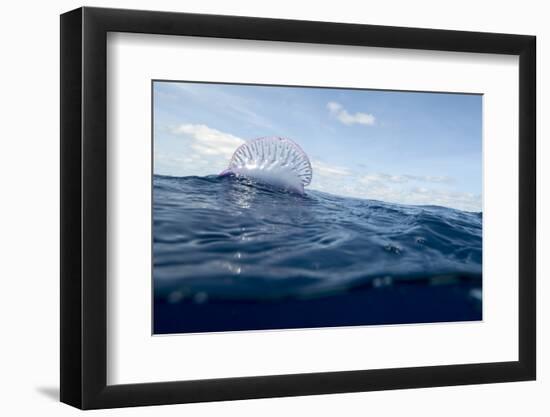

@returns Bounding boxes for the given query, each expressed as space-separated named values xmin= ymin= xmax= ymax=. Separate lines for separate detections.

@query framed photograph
xmin=60 ymin=6 xmax=536 ymax=409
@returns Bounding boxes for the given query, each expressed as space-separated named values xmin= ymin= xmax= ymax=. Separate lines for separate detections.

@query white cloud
xmin=361 ymin=173 xmax=409 ymax=184
xmin=353 ymin=172 xmax=477 ymax=210
xmin=360 ymin=173 xmax=454 ymax=185
xmin=340 ymin=180 xmax=480 ymax=212
xmin=308 ymin=164 xmax=479 ymax=212
xmin=171 ymin=124 xmax=245 ymax=159
xmin=409 ymin=175 xmax=454 ymax=184
xmin=327 ymin=101 xmax=375 ymax=126
xmin=312 ymin=160 xmax=351 ymax=177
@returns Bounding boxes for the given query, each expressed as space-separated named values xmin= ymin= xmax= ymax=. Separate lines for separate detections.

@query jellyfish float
xmin=220 ymin=137 xmax=312 ymax=194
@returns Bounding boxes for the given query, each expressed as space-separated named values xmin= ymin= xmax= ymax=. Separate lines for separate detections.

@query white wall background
xmin=0 ymin=0 xmax=545 ymax=415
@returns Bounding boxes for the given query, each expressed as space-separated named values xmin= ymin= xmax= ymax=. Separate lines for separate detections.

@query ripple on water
xmin=153 ymin=175 xmax=482 ymax=300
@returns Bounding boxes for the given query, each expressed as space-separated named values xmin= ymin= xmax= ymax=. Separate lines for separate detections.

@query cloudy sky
xmin=153 ymin=81 xmax=482 ymax=212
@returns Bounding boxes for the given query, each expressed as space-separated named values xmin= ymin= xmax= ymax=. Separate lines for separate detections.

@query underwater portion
xmin=153 ymin=174 xmax=482 ymax=334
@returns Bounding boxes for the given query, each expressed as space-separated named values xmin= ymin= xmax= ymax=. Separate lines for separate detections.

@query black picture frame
xmin=60 ymin=6 xmax=536 ymax=410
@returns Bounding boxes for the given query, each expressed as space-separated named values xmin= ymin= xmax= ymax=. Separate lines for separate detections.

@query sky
xmin=153 ymin=81 xmax=482 ymax=212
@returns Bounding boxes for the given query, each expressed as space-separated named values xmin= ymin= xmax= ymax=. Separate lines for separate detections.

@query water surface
xmin=153 ymin=175 xmax=482 ymax=334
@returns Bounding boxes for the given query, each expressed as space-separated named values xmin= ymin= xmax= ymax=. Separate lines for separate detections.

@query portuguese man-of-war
xmin=219 ymin=137 xmax=313 ymax=194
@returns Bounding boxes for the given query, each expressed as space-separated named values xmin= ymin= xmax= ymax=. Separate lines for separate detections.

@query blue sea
xmin=153 ymin=175 xmax=482 ymax=334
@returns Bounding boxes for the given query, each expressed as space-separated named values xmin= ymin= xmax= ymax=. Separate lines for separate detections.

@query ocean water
xmin=153 ymin=175 xmax=482 ymax=334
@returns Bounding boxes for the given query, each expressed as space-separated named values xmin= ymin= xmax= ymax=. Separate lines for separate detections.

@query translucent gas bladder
xmin=220 ymin=137 xmax=313 ymax=194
